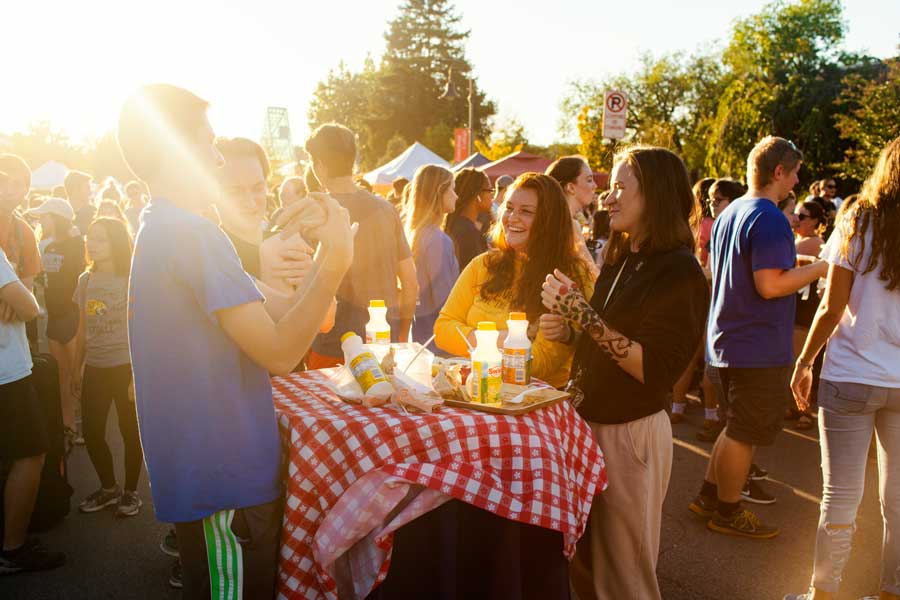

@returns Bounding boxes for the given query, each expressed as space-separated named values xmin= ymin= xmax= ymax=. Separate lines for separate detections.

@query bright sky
xmin=3 ymin=0 xmax=898 ymax=148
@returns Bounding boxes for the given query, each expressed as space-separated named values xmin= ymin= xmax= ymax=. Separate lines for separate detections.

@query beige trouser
xmin=570 ymin=410 xmax=673 ymax=600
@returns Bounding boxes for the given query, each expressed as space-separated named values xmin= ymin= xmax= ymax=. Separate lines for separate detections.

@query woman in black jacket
xmin=540 ymin=146 xmax=709 ymax=600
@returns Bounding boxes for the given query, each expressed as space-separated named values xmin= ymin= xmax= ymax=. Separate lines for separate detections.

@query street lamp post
xmin=440 ymin=67 xmax=474 ymax=158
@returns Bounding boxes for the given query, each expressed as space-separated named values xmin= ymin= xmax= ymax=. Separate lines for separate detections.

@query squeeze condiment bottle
xmin=365 ymin=300 xmax=391 ymax=345
xmin=470 ymin=321 xmax=502 ymax=404
xmin=502 ymin=312 xmax=532 ymax=385
xmin=340 ymin=332 xmax=394 ymax=401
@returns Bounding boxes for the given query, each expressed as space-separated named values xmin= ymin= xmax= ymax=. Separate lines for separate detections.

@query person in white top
xmin=787 ymin=136 xmax=900 ymax=600
xmin=0 ymin=236 xmax=66 ymax=572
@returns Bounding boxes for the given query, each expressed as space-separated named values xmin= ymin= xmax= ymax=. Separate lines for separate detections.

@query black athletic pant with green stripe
xmin=175 ymin=496 xmax=283 ymax=600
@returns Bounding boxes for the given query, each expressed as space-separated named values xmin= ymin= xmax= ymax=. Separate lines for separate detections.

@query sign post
xmin=454 ymin=128 xmax=471 ymax=163
xmin=601 ymin=91 xmax=628 ymax=140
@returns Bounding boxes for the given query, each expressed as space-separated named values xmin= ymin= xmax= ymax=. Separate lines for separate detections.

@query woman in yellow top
xmin=435 ymin=172 xmax=594 ymax=388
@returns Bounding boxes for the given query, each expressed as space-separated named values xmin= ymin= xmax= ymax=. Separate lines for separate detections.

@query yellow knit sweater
xmin=434 ymin=252 xmax=594 ymax=388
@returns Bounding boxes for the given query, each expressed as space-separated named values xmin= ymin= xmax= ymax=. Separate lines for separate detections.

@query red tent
xmin=481 ymin=151 xmax=609 ymax=189
xmin=481 ymin=151 xmax=552 ymax=183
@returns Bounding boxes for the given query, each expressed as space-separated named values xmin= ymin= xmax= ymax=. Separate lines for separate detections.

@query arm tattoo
xmin=553 ymin=288 xmax=636 ymax=363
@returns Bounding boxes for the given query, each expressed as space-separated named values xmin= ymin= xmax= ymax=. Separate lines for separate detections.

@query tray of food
xmin=432 ymin=358 xmax=569 ymax=415
xmin=442 ymin=384 xmax=570 ymax=416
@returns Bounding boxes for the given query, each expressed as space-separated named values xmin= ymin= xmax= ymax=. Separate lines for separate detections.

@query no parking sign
xmin=602 ymin=90 xmax=628 ymax=139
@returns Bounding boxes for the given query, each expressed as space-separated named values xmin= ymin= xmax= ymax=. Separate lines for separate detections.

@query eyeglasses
xmin=797 ymin=213 xmax=814 ymax=221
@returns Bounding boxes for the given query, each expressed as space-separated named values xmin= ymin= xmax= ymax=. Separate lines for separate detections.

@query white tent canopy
xmin=30 ymin=161 xmax=69 ymax=190
xmin=363 ymin=142 xmax=449 ymax=185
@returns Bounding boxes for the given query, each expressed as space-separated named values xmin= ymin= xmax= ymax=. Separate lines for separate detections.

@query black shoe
xmin=168 ymin=560 xmax=183 ymax=589
xmin=688 ymin=494 xmax=717 ymax=519
xmin=0 ymin=539 xmax=66 ymax=575
xmin=160 ymin=528 xmax=179 ymax=558
xmin=116 ymin=490 xmax=142 ymax=518
xmin=79 ymin=486 xmax=122 ymax=513
xmin=741 ymin=479 xmax=776 ymax=504
xmin=748 ymin=463 xmax=769 ymax=481
xmin=708 ymin=507 xmax=779 ymax=539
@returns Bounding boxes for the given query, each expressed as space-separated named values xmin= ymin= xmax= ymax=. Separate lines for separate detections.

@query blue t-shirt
xmin=129 ymin=199 xmax=280 ymax=523
xmin=706 ymin=197 xmax=797 ymax=368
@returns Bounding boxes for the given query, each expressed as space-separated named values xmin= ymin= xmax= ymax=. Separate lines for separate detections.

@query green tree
xmin=308 ymin=0 xmax=495 ymax=168
xmin=834 ymin=54 xmax=900 ymax=180
xmin=475 ymin=118 xmax=528 ymax=161
xmin=560 ymin=50 xmax=722 ymax=174
xmin=8 ymin=121 xmax=87 ymax=173
xmin=377 ymin=132 xmax=410 ymax=166
xmin=422 ymin=122 xmax=455 ymax=160
xmin=307 ymin=58 xmax=378 ymax=166
xmin=87 ymin=131 xmax=134 ymax=182
xmin=705 ymin=0 xmax=873 ymax=179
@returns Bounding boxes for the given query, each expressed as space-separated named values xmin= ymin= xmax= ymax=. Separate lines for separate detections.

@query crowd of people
xmin=0 ymin=82 xmax=897 ymax=600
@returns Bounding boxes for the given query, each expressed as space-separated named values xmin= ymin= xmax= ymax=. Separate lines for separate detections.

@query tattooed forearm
xmin=585 ymin=319 xmax=635 ymax=362
xmin=553 ymin=288 xmax=637 ymax=365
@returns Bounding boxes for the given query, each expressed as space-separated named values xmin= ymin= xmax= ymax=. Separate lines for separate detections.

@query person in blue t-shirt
xmin=689 ymin=137 xmax=828 ymax=541
xmin=116 ymin=84 xmax=353 ymax=600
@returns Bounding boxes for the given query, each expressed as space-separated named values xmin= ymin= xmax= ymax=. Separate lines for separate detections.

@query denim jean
xmin=812 ymin=379 xmax=900 ymax=595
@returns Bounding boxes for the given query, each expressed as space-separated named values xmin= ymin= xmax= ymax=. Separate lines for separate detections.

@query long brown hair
xmin=545 ymin=156 xmax=588 ymax=190
xmin=604 ymin=146 xmax=697 ymax=265
xmin=404 ymin=165 xmax=454 ymax=253
xmin=481 ymin=173 xmax=589 ymax=321
xmin=87 ymin=217 xmax=134 ymax=277
xmin=841 ymin=135 xmax=900 ymax=291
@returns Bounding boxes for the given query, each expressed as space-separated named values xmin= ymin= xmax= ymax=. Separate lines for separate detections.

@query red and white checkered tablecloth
xmin=272 ymin=368 xmax=607 ymax=600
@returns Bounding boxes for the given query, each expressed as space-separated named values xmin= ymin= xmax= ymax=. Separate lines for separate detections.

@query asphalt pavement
xmin=0 ymin=402 xmax=883 ymax=600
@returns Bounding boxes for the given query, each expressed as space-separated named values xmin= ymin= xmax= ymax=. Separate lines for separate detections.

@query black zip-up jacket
xmin=572 ymin=245 xmax=709 ymax=425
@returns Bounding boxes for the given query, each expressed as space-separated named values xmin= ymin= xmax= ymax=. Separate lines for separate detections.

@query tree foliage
xmin=706 ymin=0 xmax=864 ymax=178
xmin=559 ymin=0 xmax=891 ymax=185
xmin=308 ymin=0 xmax=495 ymax=169
xmin=475 ymin=118 xmax=528 ymax=161
xmin=560 ymin=50 xmax=723 ymax=175
xmin=834 ymin=55 xmax=900 ymax=180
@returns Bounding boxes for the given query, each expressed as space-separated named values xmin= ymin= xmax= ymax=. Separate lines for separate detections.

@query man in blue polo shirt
xmin=689 ymin=137 xmax=827 ymax=540
xmin=117 ymin=84 xmax=353 ymax=599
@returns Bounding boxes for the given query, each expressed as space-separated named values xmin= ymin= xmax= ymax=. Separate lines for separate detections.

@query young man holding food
xmin=117 ymin=84 xmax=353 ymax=599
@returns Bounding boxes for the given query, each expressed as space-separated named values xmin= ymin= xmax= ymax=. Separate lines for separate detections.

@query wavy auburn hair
xmin=481 ymin=172 xmax=589 ymax=321
xmin=604 ymin=146 xmax=697 ymax=265
xmin=404 ymin=164 xmax=454 ymax=253
xmin=841 ymin=135 xmax=900 ymax=291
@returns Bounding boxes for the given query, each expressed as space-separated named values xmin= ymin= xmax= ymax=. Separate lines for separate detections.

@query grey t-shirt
xmin=75 ymin=271 xmax=131 ymax=367
xmin=311 ymin=189 xmax=412 ymax=357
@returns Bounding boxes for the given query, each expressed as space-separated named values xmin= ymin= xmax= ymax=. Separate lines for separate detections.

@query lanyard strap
xmin=602 ymin=257 xmax=628 ymax=312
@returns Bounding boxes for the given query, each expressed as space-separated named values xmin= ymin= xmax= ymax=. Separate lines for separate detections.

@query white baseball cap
xmin=26 ymin=197 xmax=75 ymax=221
